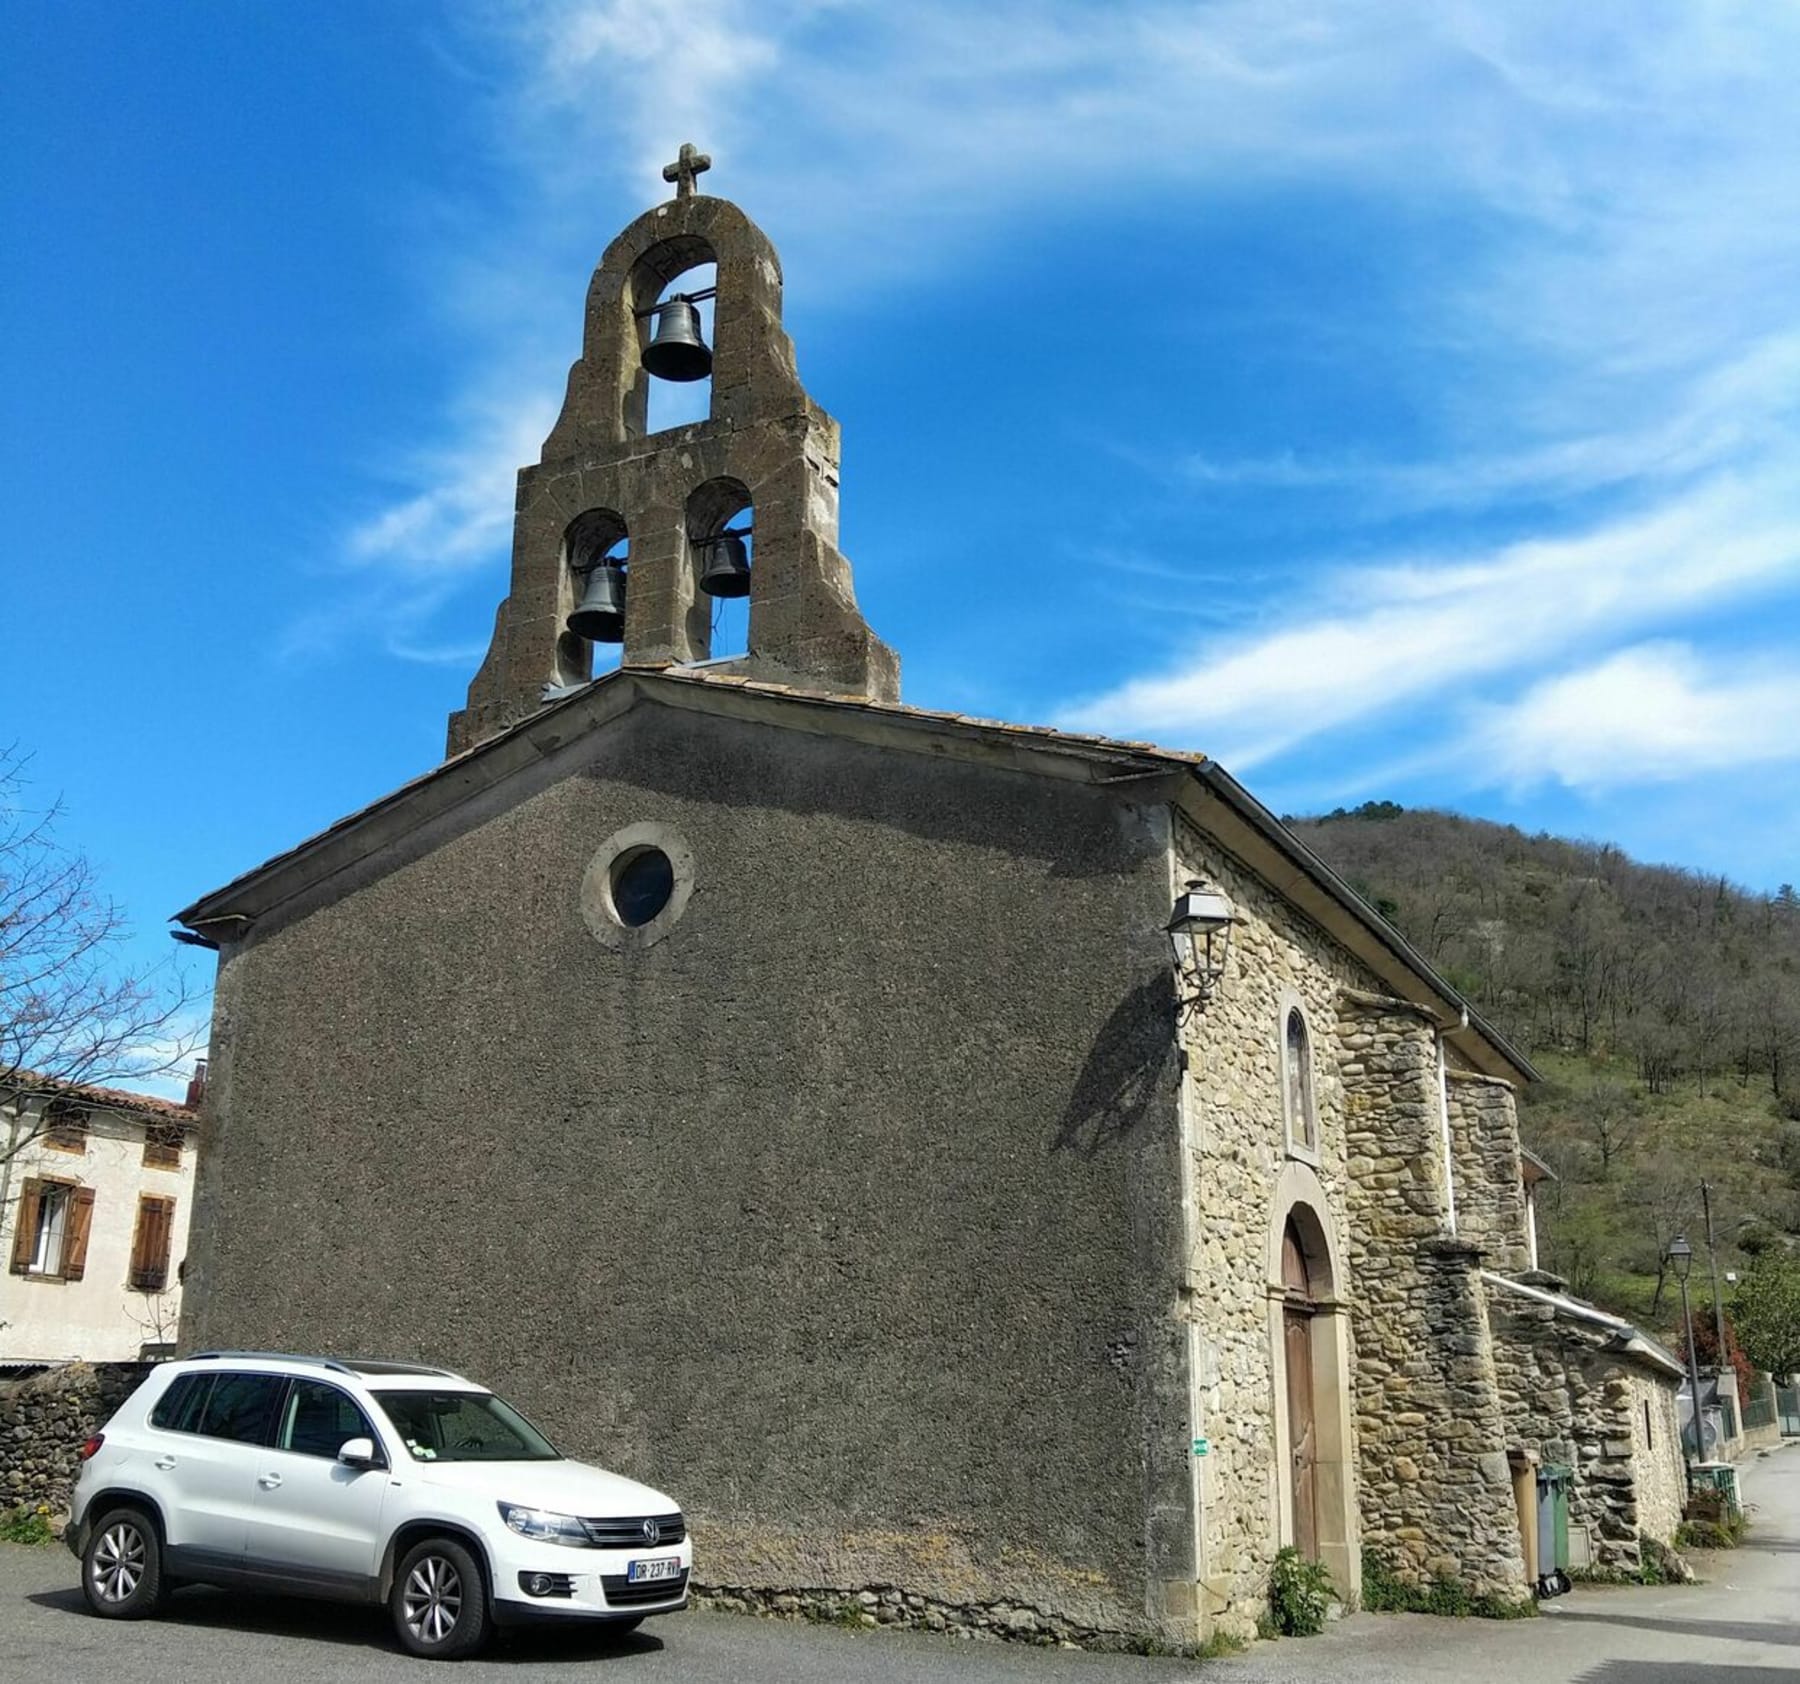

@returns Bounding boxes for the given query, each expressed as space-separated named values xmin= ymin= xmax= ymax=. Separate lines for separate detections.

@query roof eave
xmin=1187 ymin=763 xmax=1538 ymax=1085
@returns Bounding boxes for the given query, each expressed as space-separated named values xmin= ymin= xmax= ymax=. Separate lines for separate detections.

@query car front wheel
xmin=392 ymin=1536 xmax=489 ymax=1660
xmin=81 ymin=1507 xmax=166 ymax=1619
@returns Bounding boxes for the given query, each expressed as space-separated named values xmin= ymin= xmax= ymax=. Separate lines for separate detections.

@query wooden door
xmin=1282 ymin=1219 xmax=1319 ymax=1560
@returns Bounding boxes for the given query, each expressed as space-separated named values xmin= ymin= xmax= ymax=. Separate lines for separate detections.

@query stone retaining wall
xmin=0 ymin=1361 xmax=151 ymax=1515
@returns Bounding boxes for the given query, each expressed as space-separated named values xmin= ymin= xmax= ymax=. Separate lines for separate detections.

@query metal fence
xmin=1742 ymin=1388 xmax=1777 ymax=1431
xmin=1776 ymin=1382 xmax=1800 ymax=1437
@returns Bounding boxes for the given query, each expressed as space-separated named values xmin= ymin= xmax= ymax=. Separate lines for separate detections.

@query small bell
xmin=568 ymin=561 xmax=626 ymax=643
xmin=697 ymin=533 xmax=751 ymax=598
xmin=642 ymin=298 xmax=712 ymax=382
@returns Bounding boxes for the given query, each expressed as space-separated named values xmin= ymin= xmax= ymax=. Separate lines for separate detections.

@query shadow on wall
xmin=1055 ymin=977 xmax=1175 ymax=1159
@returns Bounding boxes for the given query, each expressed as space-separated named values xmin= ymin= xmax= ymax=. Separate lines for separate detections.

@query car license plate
xmin=628 ymin=1556 xmax=681 ymax=1583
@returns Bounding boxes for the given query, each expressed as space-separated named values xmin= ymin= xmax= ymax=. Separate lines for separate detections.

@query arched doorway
xmin=1281 ymin=1216 xmax=1321 ymax=1559
xmin=1267 ymin=1177 xmax=1358 ymax=1601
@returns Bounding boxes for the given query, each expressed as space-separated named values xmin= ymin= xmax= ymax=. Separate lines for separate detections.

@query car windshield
xmin=370 ymin=1389 xmax=562 ymax=1463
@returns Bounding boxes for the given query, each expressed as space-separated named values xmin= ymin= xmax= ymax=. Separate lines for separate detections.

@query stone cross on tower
xmin=662 ymin=142 xmax=711 ymax=200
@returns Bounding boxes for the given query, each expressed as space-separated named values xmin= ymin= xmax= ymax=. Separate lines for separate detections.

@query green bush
xmin=1676 ymin=1516 xmax=1744 ymax=1550
xmin=1266 ymin=1546 xmax=1334 ymax=1637
xmin=1360 ymin=1547 xmax=1535 ymax=1620
xmin=0 ymin=1504 xmax=56 ymax=1546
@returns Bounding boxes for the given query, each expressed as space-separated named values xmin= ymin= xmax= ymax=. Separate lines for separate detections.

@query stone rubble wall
xmin=1488 ymin=1293 xmax=1684 ymax=1570
xmin=1337 ymin=998 xmax=1529 ymax=1603
xmin=0 ymin=1361 xmax=151 ymax=1516
xmin=1174 ymin=819 xmax=1376 ymax=1639
xmin=694 ymin=1583 xmax=1127 ymax=1649
xmin=1445 ymin=1071 xmax=1531 ymax=1275
xmin=1625 ymin=1369 xmax=1685 ymax=1546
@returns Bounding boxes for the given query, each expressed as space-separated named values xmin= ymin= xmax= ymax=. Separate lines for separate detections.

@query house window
xmin=143 ymin=1122 xmax=184 ymax=1170
xmin=1284 ymin=1006 xmax=1318 ymax=1155
xmin=128 ymin=1195 xmax=178 ymax=1292
xmin=8 ymin=1177 xmax=95 ymax=1280
xmin=43 ymin=1102 xmax=88 ymax=1153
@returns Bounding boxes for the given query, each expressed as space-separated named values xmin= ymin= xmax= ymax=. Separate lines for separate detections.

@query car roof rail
xmin=187 ymin=1350 xmax=357 ymax=1376
xmin=333 ymin=1357 xmax=468 ymax=1380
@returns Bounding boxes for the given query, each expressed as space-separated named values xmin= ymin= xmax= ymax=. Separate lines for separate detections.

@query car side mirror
xmin=337 ymin=1436 xmax=383 ymax=1470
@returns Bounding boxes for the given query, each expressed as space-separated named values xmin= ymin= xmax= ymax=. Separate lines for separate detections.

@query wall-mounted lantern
xmin=1167 ymin=879 xmax=1235 ymax=1020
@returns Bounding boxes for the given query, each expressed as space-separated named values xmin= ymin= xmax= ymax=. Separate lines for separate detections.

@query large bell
xmin=641 ymin=298 xmax=712 ymax=382
xmin=698 ymin=533 xmax=751 ymax=598
xmin=567 ymin=561 xmax=626 ymax=643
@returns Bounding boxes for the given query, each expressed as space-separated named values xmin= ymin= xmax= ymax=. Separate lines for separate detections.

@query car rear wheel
xmin=81 ymin=1507 xmax=166 ymax=1619
xmin=392 ymin=1536 xmax=489 ymax=1660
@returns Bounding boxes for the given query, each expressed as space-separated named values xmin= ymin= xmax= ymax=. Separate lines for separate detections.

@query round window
xmin=610 ymin=847 xmax=675 ymax=927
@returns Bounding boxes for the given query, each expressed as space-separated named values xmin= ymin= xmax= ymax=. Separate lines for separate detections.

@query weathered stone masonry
xmin=1446 ymin=1069 xmax=1530 ymax=1275
xmin=0 ymin=1362 xmax=149 ymax=1514
xmin=1337 ymin=996 xmax=1528 ymax=1601
xmin=1488 ymin=1288 xmax=1685 ymax=1573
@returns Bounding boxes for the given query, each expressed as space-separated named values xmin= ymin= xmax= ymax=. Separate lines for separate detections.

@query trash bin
xmin=1690 ymin=1462 xmax=1741 ymax=1515
xmin=1535 ymin=1465 xmax=1572 ymax=1596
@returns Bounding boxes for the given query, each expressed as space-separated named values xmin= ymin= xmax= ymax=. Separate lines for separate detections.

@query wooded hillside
xmin=1292 ymin=802 xmax=1800 ymax=1328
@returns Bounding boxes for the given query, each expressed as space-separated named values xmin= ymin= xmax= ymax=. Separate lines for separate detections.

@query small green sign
xmin=1191 ymin=1436 xmax=1210 ymax=1457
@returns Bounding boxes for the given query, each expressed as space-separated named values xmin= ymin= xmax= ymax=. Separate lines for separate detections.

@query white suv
xmin=67 ymin=1352 xmax=692 ymax=1660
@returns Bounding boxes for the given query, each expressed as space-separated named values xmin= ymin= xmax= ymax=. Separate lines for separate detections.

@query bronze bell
xmin=642 ymin=298 xmax=712 ymax=382
xmin=567 ymin=561 xmax=626 ymax=643
xmin=697 ymin=533 xmax=751 ymax=598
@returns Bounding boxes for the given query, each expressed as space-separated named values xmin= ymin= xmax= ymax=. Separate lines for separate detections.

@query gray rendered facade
xmin=182 ymin=682 xmax=1197 ymax=1636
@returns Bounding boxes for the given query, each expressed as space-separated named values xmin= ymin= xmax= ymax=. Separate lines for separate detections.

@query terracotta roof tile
xmin=6 ymin=1072 xmax=197 ymax=1122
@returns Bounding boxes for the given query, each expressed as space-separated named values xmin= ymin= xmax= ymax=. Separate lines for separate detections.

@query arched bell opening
xmin=684 ymin=477 xmax=753 ymax=661
xmin=561 ymin=508 xmax=629 ymax=681
xmin=1266 ymin=1178 xmax=1358 ymax=1605
xmin=627 ymin=236 xmax=717 ymax=438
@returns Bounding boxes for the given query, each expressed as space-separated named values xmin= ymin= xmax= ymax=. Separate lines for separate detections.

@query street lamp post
xmin=1668 ymin=1234 xmax=1703 ymax=1492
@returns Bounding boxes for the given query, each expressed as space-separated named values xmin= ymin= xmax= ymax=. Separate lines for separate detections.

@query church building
xmin=175 ymin=152 xmax=1683 ymax=1645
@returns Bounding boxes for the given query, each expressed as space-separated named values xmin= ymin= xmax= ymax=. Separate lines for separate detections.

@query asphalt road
xmin=11 ymin=1446 xmax=1799 ymax=1683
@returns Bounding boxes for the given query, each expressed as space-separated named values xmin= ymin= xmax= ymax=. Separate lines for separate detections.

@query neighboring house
xmin=168 ymin=168 xmax=1676 ymax=1648
xmin=1487 ymin=1271 xmax=1687 ymax=1580
xmin=0 ymin=1071 xmax=202 ymax=1362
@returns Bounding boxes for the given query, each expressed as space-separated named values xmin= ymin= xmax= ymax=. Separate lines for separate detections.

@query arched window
xmin=685 ymin=477 xmax=752 ymax=661
xmin=561 ymin=509 xmax=629 ymax=683
xmin=1284 ymin=1006 xmax=1318 ymax=1156
xmin=643 ymin=262 xmax=716 ymax=436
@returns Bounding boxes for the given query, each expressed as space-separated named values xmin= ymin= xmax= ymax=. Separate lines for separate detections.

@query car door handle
xmin=153 ymin=1457 xmax=177 ymax=1471
xmin=258 ymin=1474 xmax=283 ymax=1490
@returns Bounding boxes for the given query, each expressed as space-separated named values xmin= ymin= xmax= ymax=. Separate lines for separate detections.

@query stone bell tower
xmin=446 ymin=145 xmax=900 ymax=758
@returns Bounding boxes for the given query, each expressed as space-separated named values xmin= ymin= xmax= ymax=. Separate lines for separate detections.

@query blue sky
xmin=6 ymin=2 xmax=1800 ymax=1090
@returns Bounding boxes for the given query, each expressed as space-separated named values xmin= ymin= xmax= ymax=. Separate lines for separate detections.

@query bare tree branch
xmin=0 ymin=745 xmax=205 ymax=1172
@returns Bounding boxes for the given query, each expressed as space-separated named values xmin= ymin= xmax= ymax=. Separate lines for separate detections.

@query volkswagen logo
xmin=642 ymin=1518 xmax=660 ymax=1545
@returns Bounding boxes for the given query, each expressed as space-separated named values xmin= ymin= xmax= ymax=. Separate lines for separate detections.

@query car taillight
xmin=78 ymin=1434 xmax=104 ymax=1461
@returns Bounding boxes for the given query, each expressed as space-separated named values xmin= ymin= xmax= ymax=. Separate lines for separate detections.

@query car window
xmin=278 ymin=1380 xmax=377 ymax=1460
xmin=370 ymin=1390 xmax=561 ymax=1463
xmin=150 ymin=1373 xmax=213 ymax=1434
xmin=196 ymin=1372 xmax=284 ymax=1445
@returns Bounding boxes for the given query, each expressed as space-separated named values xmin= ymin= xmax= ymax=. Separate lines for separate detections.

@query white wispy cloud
xmin=1461 ymin=642 xmax=1800 ymax=793
xmin=1061 ymin=459 xmax=1800 ymax=766
xmin=327 ymin=0 xmax=1800 ymax=799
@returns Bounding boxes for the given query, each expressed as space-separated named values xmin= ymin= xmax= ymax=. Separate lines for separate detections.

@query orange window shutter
xmin=128 ymin=1197 xmax=151 ymax=1285
xmin=63 ymin=1187 xmax=96 ymax=1281
xmin=149 ymin=1197 xmax=175 ymax=1287
xmin=10 ymin=1180 xmax=43 ymax=1274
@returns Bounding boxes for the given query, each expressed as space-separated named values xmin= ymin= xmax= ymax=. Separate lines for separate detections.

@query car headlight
xmin=497 ymin=1502 xmax=591 ymax=1547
